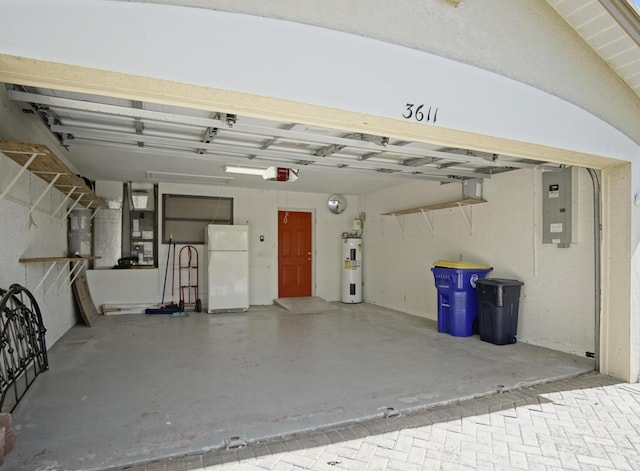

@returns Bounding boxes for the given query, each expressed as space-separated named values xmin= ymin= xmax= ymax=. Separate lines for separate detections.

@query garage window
xmin=162 ymin=194 xmax=233 ymax=244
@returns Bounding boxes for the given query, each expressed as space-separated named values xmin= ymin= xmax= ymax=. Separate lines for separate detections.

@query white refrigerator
xmin=206 ymin=224 xmax=249 ymax=312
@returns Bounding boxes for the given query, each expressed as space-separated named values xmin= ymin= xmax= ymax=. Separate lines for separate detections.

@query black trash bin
xmin=476 ymin=278 xmax=524 ymax=345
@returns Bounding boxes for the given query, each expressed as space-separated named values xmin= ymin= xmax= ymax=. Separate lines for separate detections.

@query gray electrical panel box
xmin=463 ymin=178 xmax=483 ymax=200
xmin=542 ymin=168 xmax=575 ymax=246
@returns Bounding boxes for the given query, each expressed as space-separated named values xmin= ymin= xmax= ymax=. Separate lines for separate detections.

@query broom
xmin=145 ymin=234 xmax=180 ymax=314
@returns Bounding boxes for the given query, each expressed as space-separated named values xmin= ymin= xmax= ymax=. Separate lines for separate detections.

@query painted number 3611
xmin=402 ymin=104 xmax=438 ymax=123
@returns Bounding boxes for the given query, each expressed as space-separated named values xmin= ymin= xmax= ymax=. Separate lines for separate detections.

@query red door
xmin=278 ymin=211 xmax=312 ymax=297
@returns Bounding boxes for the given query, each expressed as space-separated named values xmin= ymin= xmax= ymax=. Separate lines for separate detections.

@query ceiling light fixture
xmin=146 ymin=171 xmax=233 ymax=185
xmin=130 ymin=189 xmax=149 ymax=210
xmin=224 ymin=165 xmax=267 ymax=176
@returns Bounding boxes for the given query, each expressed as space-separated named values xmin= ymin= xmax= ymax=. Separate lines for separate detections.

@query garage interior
xmin=1 ymin=1 xmax=639 ymax=470
xmin=0 ymin=81 xmax=601 ymax=470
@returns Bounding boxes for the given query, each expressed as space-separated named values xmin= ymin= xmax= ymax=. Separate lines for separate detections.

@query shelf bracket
xmin=20 ymin=257 xmax=99 ymax=297
xmin=33 ymin=261 xmax=58 ymax=294
xmin=44 ymin=262 xmax=70 ymax=296
xmin=90 ymin=207 xmax=100 ymax=220
xmin=65 ymin=259 xmax=87 ymax=289
xmin=64 ymin=193 xmax=85 ymax=218
xmin=420 ymin=209 xmax=435 ymax=235
xmin=29 ymin=173 xmax=61 ymax=214
xmin=457 ymin=203 xmax=473 ymax=235
xmin=391 ymin=214 xmax=405 ymax=236
xmin=53 ymin=186 xmax=77 ymax=218
xmin=0 ymin=152 xmax=40 ymax=203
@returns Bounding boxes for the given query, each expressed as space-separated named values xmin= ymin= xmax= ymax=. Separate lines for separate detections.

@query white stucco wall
xmin=0 ymin=157 xmax=78 ymax=347
xmin=88 ymin=182 xmax=360 ymax=307
xmin=0 ymin=88 xmax=83 ymax=347
xmin=361 ymin=168 xmax=596 ymax=357
xmin=135 ymin=0 xmax=640 ymax=147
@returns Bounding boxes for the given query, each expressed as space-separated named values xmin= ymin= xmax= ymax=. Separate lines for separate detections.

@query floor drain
xmin=225 ymin=435 xmax=247 ymax=450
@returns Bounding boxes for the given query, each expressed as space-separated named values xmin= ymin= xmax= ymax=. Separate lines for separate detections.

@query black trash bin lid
xmin=475 ymin=278 xmax=524 ymax=286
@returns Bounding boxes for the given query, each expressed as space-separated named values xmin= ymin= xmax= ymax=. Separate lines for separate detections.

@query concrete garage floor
xmin=5 ymin=303 xmax=593 ymax=470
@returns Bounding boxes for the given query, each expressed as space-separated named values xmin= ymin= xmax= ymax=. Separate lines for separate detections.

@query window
xmin=162 ymin=194 xmax=233 ymax=244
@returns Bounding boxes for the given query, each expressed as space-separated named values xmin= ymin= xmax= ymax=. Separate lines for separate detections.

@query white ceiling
xmin=6 ymin=84 xmax=554 ymax=195
xmin=546 ymin=0 xmax=640 ymax=98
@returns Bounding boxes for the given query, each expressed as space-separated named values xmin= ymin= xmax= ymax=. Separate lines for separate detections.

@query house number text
xmin=402 ymin=104 xmax=438 ymax=123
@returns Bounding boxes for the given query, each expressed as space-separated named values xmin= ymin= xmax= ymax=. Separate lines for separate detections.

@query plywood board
xmin=71 ymin=268 xmax=100 ymax=327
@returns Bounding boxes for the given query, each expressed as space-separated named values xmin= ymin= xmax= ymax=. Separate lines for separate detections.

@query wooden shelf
xmin=381 ymin=198 xmax=487 ymax=216
xmin=0 ymin=141 xmax=107 ymax=209
xmin=19 ymin=256 xmax=100 ymax=264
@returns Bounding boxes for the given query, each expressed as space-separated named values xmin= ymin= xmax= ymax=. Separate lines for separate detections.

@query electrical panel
xmin=542 ymin=168 xmax=576 ymax=247
xmin=463 ymin=178 xmax=483 ymax=200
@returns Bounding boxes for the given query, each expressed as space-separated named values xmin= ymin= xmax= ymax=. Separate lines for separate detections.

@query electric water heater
xmin=342 ymin=237 xmax=362 ymax=303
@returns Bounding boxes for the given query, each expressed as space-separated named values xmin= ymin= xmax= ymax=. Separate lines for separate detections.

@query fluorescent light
xmin=131 ymin=190 xmax=149 ymax=209
xmin=224 ymin=165 xmax=267 ymax=176
xmin=146 ymin=171 xmax=233 ymax=185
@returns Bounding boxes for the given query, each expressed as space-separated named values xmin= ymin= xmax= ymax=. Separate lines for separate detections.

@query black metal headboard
xmin=0 ymin=284 xmax=48 ymax=412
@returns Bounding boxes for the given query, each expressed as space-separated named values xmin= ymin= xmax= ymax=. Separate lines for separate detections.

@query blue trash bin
xmin=431 ymin=261 xmax=493 ymax=337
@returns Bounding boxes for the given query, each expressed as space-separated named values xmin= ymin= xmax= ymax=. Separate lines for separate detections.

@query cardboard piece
xmin=72 ymin=267 xmax=99 ymax=326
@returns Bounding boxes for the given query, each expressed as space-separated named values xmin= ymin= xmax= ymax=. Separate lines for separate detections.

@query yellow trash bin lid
xmin=432 ymin=259 xmax=491 ymax=270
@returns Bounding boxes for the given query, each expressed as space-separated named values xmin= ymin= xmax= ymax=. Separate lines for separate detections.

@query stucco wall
xmin=0 ymin=157 xmax=78 ymax=348
xmin=88 ymin=182 xmax=360 ymax=307
xmin=0 ymin=88 xmax=83 ymax=347
xmin=360 ymin=168 xmax=596 ymax=357
xmin=134 ymin=0 xmax=640 ymax=147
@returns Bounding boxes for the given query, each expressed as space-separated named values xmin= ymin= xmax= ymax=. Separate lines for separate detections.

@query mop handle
xmin=161 ymin=234 xmax=173 ymax=304
xmin=171 ymin=240 xmax=176 ymax=297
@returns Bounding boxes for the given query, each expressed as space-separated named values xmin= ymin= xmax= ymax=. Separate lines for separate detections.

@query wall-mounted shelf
xmin=0 ymin=141 xmax=107 ymax=217
xmin=381 ymin=198 xmax=487 ymax=216
xmin=19 ymin=256 xmax=100 ymax=296
xmin=382 ymin=198 xmax=487 ymax=235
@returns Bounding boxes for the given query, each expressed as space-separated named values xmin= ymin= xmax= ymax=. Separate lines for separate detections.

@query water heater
xmin=342 ymin=237 xmax=362 ymax=303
